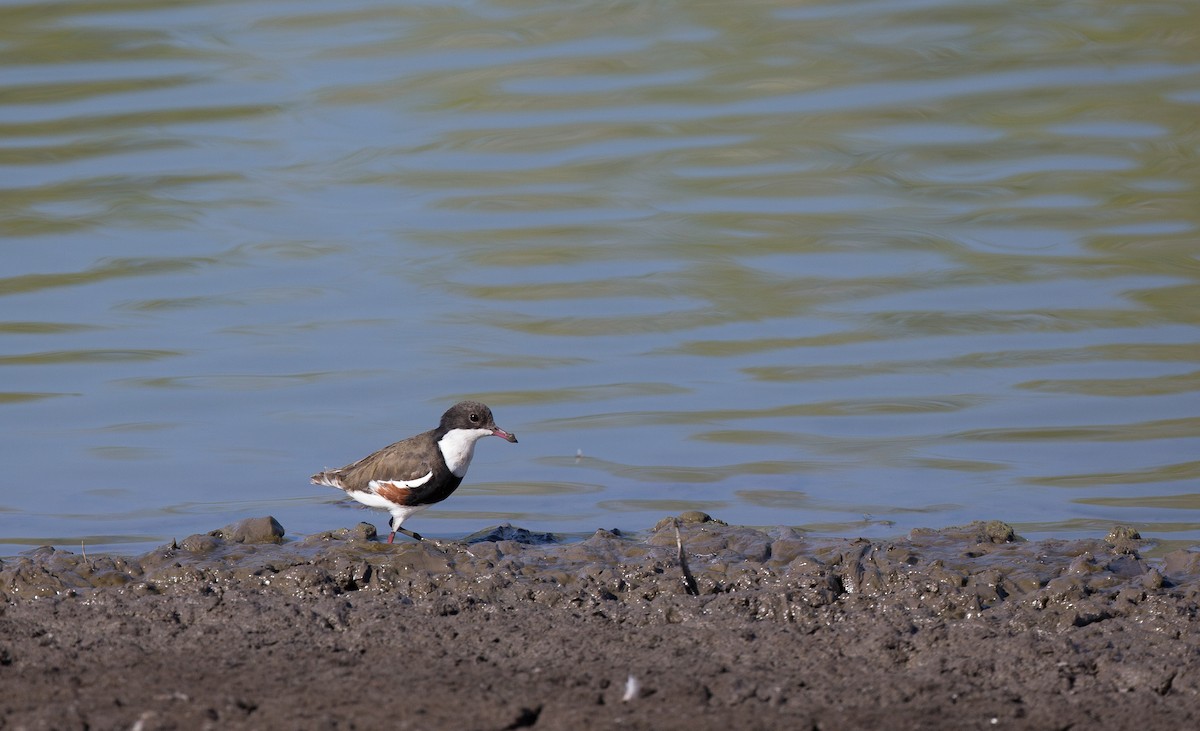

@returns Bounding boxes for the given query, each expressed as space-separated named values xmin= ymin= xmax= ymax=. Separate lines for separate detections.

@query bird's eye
xmin=470 ymin=413 xmax=480 ymax=422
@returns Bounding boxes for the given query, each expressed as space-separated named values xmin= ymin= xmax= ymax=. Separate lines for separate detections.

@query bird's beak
xmin=492 ymin=428 xmax=518 ymax=443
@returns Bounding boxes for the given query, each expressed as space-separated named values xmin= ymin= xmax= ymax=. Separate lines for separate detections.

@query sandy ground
xmin=2 ymin=514 xmax=1199 ymax=730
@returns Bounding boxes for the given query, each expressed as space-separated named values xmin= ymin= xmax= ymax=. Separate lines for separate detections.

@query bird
xmin=311 ymin=401 xmax=518 ymax=543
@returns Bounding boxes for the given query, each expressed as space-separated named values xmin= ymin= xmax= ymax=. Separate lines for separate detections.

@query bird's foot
xmin=385 ymin=527 xmax=424 ymax=543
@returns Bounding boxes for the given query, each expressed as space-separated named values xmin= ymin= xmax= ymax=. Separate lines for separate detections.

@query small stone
xmin=212 ymin=516 xmax=285 ymax=544
xmin=1141 ymin=568 xmax=1165 ymax=590
xmin=652 ymin=512 xmax=728 ymax=533
xmin=463 ymin=524 xmax=559 ymax=545
xmin=1106 ymin=525 xmax=1141 ymax=542
xmin=1105 ymin=525 xmax=1142 ymax=555
xmin=179 ymin=534 xmax=221 ymax=553
xmin=982 ymin=521 xmax=1015 ymax=544
xmin=351 ymin=522 xmax=377 ymax=541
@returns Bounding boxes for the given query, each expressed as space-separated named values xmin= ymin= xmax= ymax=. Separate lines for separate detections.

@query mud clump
xmin=2 ymin=516 xmax=1199 ymax=730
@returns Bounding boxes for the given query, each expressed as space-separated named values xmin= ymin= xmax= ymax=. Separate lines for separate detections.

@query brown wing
xmin=312 ymin=428 xmax=465 ymax=507
xmin=337 ymin=430 xmax=438 ymax=489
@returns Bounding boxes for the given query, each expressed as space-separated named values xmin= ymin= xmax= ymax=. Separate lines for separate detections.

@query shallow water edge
xmin=6 ymin=513 xmax=1199 ymax=614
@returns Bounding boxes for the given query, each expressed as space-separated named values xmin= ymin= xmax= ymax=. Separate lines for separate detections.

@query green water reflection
xmin=1 ymin=0 xmax=1198 ymax=552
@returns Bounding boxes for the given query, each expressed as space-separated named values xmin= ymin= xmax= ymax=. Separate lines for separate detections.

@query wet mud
xmin=2 ymin=514 xmax=1199 ymax=729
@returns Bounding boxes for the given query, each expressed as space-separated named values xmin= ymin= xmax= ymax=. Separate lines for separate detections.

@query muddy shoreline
xmin=3 ymin=514 xmax=1199 ymax=730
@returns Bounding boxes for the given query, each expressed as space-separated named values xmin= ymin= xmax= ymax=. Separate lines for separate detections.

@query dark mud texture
xmin=3 ymin=514 xmax=1200 ymax=730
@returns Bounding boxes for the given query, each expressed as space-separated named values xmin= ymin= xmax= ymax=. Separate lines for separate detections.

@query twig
xmin=674 ymin=519 xmax=699 ymax=596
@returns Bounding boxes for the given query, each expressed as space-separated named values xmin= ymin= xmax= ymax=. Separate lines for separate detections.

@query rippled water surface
xmin=2 ymin=0 xmax=1199 ymax=554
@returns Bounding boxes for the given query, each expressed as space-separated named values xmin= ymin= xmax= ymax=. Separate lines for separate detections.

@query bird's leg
xmin=387 ymin=517 xmax=422 ymax=543
xmin=396 ymin=527 xmax=424 ymax=542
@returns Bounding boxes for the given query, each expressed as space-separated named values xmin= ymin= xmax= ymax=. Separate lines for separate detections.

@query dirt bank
xmin=2 ymin=514 xmax=1199 ymax=730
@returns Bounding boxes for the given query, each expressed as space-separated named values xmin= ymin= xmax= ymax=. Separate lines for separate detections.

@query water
xmin=2 ymin=0 xmax=1198 ymax=555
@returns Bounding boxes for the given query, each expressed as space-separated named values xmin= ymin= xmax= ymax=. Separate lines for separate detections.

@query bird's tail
xmin=310 ymin=470 xmax=345 ymax=489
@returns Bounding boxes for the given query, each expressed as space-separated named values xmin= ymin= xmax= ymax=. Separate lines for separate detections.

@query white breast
xmin=437 ymin=427 xmax=495 ymax=477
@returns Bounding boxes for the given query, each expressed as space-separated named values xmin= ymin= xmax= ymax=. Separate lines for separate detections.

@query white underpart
xmin=348 ymin=475 xmax=435 ymax=528
xmin=385 ymin=503 xmax=428 ymax=529
xmin=438 ymin=427 xmax=495 ymax=477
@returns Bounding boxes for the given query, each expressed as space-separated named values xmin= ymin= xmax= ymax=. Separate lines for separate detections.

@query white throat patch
xmin=438 ymin=427 xmax=495 ymax=477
